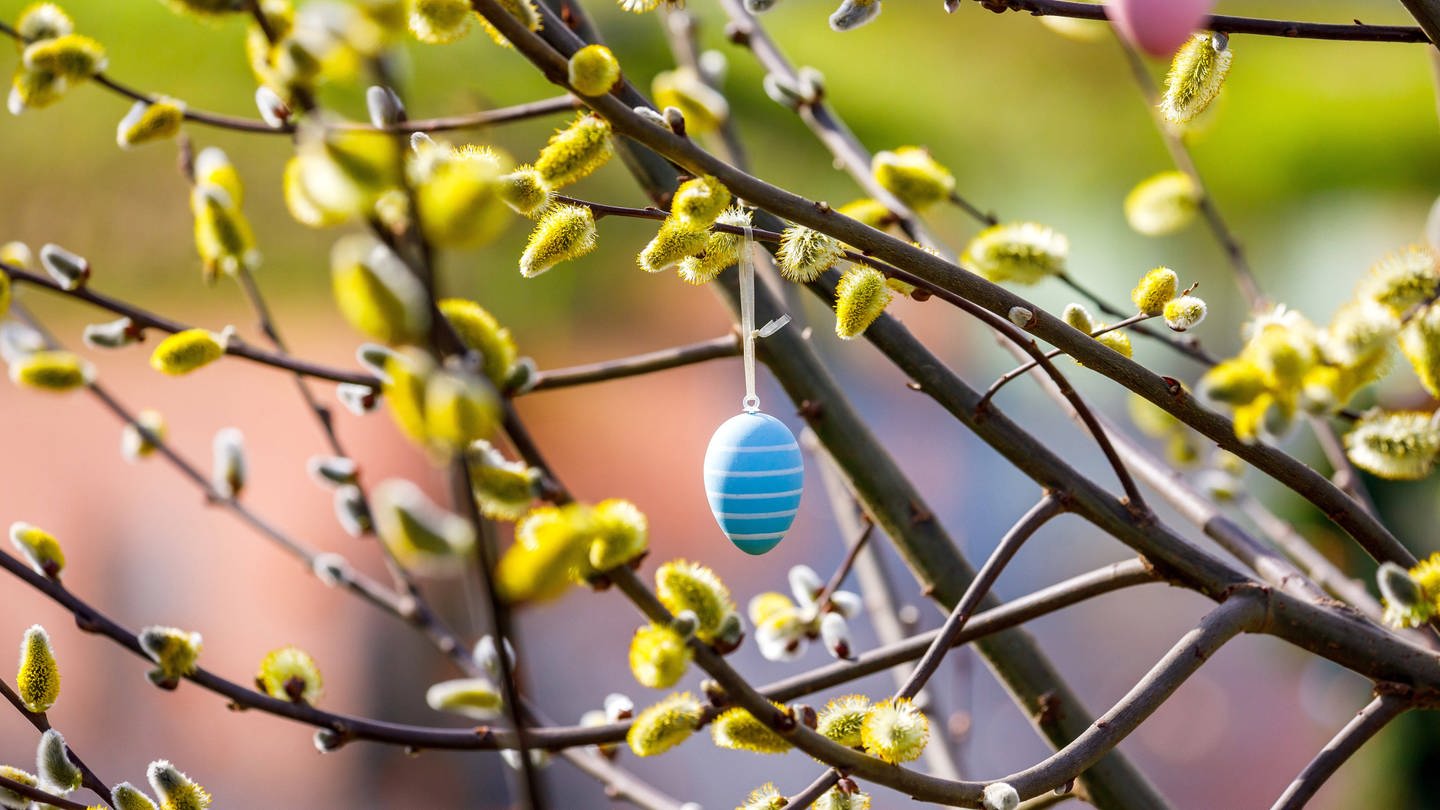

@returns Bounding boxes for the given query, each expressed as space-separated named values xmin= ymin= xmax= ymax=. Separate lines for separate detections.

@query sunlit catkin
xmin=777 ymin=226 xmax=844 ymax=283
xmin=638 ymin=217 xmax=709 ymax=273
xmin=408 ymin=0 xmax=474 ymax=44
xmin=36 ymin=729 xmax=81 ymax=793
xmin=16 ymin=625 xmax=59 ymax=713
xmin=710 ymin=704 xmax=792 ymax=754
xmin=112 ymin=782 xmax=159 ymax=810
xmin=961 ymin=222 xmax=1067 ymax=285
xmin=146 ymin=761 xmax=212 ymax=810
xmin=10 ymin=350 xmax=94 ymax=392
xmin=149 ymin=329 xmax=228 ymax=376
xmin=1343 ymin=410 xmax=1440 ymax=481
xmin=330 ymin=234 xmax=430 ymax=344
xmin=626 ymin=692 xmax=702 ymax=757
xmin=871 ymin=146 xmax=954 ymax=210
xmin=834 ymin=265 xmax=891 ymax=340
xmin=117 ymin=98 xmax=185 ymax=149
xmin=1124 ymin=171 xmax=1199 ymax=236
xmin=534 ymin=116 xmax=614 ymax=189
xmin=628 ymin=623 xmax=692 ymax=689
xmin=860 ymin=698 xmax=929 ymax=764
xmin=9 ymin=522 xmax=64 ymax=579
xmin=439 ymin=298 xmax=520 ymax=388
xmin=1160 ymin=33 xmax=1231 ymax=125
xmin=568 ymin=44 xmax=621 ymax=96
xmin=256 ymin=646 xmax=323 ymax=704
xmin=521 ymin=204 xmax=598 ymax=277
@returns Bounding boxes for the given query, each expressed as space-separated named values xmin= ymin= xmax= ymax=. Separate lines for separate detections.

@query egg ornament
xmin=703 ymin=411 xmax=803 ymax=555
xmin=1106 ymin=0 xmax=1214 ymax=57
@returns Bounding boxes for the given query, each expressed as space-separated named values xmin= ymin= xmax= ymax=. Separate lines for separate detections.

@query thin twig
xmin=0 ymin=774 xmax=90 ymax=810
xmin=977 ymin=313 xmax=1154 ymax=412
xmin=1269 ymin=692 xmax=1411 ymax=810
xmin=1115 ymin=37 xmax=1381 ymax=523
xmin=233 ymin=266 xmax=347 ymax=457
xmin=0 ymin=680 xmax=114 ymax=808
xmin=454 ymin=464 xmax=547 ymax=810
xmin=812 ymin=519 xmax=874 ymax=615
xmin=899 ymin=495 xmax=1067 ymax=699
xmin=0 ymin=546 xmax=608 ymax=752
xmin=0 ymin=19 xmax=577 ymax=135
xmin=1057 ymin=272 xmax=1218 ymax=365
xmin=528 ymin=334 xmax=739 ymax=392
xmin=1114 ymin=38 xmax=1265 ymax=312
xmin=4 ymin=263 xmax=375 ymax=386
xmin=965 ymin=1 xmax=1429 ymax=44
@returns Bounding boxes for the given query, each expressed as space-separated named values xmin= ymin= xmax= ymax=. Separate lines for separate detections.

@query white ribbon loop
xmin=738 ymin=225 xmax=789 ymax=412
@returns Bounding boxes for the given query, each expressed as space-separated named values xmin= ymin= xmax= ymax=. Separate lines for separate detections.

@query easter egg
xmin=1106 ymin=0 xmax=1214 ymax=57
xmin=703 ymin=411 xmax=803 ymax=555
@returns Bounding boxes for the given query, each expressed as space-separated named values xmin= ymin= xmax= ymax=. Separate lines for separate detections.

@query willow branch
xmin=812 ymin=519 xmax=874 ymax=615
xmin=899 ymin=494 xmax=1067 ymax=699
xmin=528 ymin=334 xmax=739 ymax=391
xmin=0 ymin=20 xmax=576 ymax=134
xmin=4 ymin=263 xmax=375 ymax=386
xmin=233 ymin=266 xmax=347 ymax=457
xmin=0 ymin=680 xmax=114 ymax=808
xmin=977 ymin=312 xmax=1154 ymax=411
xmin=1115 ymin=37 xmax=1380 ymax=520
xmin=0 ymin=546 xmax=624 ymax=752
xmin=0 ymin=774 xmax=89 ymax=810
xmin=1270 ymin=692 xmax=1412 ymax=810
xmin=968 ymin=1 xmax=1429 ymax=44
xmin=452 ymin=463 xmax=546 ymax=810
xmin=611 ymin=562 xmax=1263 ymax=805
xmin=1236 ymin=494 xmax=1384 ymax=621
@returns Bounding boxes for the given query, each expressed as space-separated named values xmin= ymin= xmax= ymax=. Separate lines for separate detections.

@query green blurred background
xmin=2 ymin=1 xmax=1440 ymax=807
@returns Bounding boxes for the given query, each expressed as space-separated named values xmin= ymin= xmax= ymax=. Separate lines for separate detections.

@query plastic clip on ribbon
xmin=702 ymin=226 xmax=802 ymax=555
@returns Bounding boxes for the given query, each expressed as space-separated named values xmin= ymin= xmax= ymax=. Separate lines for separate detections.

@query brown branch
xmin=1114 ymin=37 xmax=1381 ymax=524
xmin=0 ymin=774 xmax=90 ymax=810
xmin=4 ymin=263 xmax=375 ymax=386
xmin=0 ymin=18 xmax=577 ymax=135
xmin=977 ymin=312 xmax=1154 ymax=412
xmin=969 ymin=1 xmax=1429 ymax=44
xmin=812 ymin=519 xmax=874 ymax=615
xmin=0 ymin=680 xmax=114 ymax=808
xmin=1270 ymin=692 xmax=1412 ymax=809
xmin=898 ymin=495 xmax=1067 ymax=699
xmin=528 ymin=334 xmax=739 ymax=392
xmin=0 ymin=545 xmax=618 ymax=752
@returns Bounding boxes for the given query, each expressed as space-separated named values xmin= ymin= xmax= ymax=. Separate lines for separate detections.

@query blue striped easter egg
xmin=704 ymin=411 xmax=803 ymax=555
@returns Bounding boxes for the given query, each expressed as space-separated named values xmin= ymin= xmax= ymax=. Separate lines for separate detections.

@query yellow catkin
xmin=833 ymin=265 xmax=891 ymax=340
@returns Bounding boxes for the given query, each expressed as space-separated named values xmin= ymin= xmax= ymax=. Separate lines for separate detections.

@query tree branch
xmin=0 ymin=679 xmax=114 ymax=808
xmin=1269 ymin=691 xmax=1412 ymax=810
xmin=4 ymin=263 xmax=376 ymax=386
xmin=528 ymin=334 xmax=739 ymax=392
xmin=969 ymin=1 xmax=1429 ymax=44
xmin=898 ymin=494 xmax=1067 ymax=699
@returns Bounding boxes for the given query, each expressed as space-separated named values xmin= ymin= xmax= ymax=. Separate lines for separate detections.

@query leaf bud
xmin=38 ymin=242 xmax=89 ymax=290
